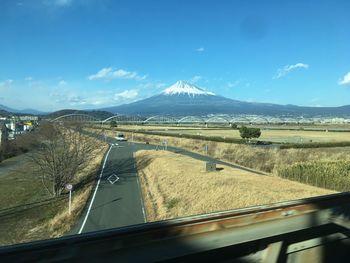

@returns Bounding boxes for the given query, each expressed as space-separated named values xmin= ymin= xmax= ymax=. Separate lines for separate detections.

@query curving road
xmin=69 ymin=140 xmax=146 ymax=235
xmin=70 ymin=132 xmax=263 ymax=235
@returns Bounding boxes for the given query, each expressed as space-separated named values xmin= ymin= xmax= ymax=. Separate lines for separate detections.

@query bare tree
xmin=30 ymin=122 xmax=103 ymax=197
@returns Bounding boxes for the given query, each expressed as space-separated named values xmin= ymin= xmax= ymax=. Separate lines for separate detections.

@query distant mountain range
xmin=101 ymin=81 xmax=350 ymax=117
xmin=2 ymin=81 xmax=350 ymax=118
xmin=0 ymin=104 xmax=46 ymax=115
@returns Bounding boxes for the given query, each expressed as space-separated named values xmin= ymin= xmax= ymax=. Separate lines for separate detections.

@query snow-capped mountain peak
xmin=162 ymin=80 xmax=215 ymax=96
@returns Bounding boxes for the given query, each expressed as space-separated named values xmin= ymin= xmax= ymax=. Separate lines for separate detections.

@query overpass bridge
xmin=49 ymin=113 xmax=318 ymax=126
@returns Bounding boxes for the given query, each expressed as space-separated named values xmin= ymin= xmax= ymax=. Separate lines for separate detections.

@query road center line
xmin=78 ymin=145 xmax=113 ymax=234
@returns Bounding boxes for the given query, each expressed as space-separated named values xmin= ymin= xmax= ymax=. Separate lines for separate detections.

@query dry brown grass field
xmin=116 ymin=125 xmax=350 ymax=143
xmin=116 ymin=124 xmax=350 ymax=131
xmin=45 ymin=143 xmax=107 ymax=238
xmin=136 ymin=150 xmax=335 ymax=222
xmin=98 ymin=128 xmax=350 ymax=174
xmin=117 ymin=125 xmax=204 ymax=130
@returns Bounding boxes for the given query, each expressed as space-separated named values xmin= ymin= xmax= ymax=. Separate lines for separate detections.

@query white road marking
xmin=141 ymin=206 xmax=146 ymax=222
xmin=107 ymin=174 xmax=119 ymax=184
xmin=131 ymin=148 xmax=146 ymax=221
xmin=135 ymin=173 xmax=147 ymax=223
xmin=78 ymin=145 xmax=113 ymax=234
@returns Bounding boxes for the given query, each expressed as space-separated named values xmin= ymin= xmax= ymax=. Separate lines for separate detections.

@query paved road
xmin=70 ymin=141 xmax=146 ymax=235
xmin=91 ymin=131 xmax=267 ymax=175
xmin=71 ymin=132 xmax=264 ymax=235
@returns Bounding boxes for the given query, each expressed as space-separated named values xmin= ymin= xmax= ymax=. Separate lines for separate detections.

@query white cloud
xmin=114 ymin=89 xmax=139 ymax=101
xmin=88 ymin=67 xmax=147 ymax=81
xmin=68 ymin=96 xmax=87 ymax=105
xmin=24 ymin=76 xmax=33 ymax=81
xmin=0 ymin=79 xmax=13 ymax=88
xmin=54 ymin=0 xmax=73 ymax=7
xmin=338 ymin=72 xmax=350 ymax=86
xmin=88 ymin=67 xmax=112 ymax=80
xmin=156 ymin=82 xmax=167 ymax=89
xmin=273 ymin=63 xmax=309 ymax=79
xmin=227 ymin=80 xmax=241 ymax=88
xmin=196 ymin=47 xmax=205 ymax=52
xmin=42 ymin=0 xmax=73 ymax=7
xmin=137 ymin=81 xmax=167 ymax=90
xmin=58 ymin=80 xmax=67 ymax=86
xmin=51 ymin=90 xmax=111 ymax=107
xmin=189 ymin=75 xmax=202 ymax=84
xmin=50 ymin=88 xmax=81 ymax=105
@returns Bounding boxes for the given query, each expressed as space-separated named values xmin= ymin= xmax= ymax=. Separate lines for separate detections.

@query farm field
xmin=136 ymin=150 xmax=335 ymax=222
xmin=95 ymin=127 xmax=350 ymax=174
xmin=117 ymin=125 xmax=350 ymax=143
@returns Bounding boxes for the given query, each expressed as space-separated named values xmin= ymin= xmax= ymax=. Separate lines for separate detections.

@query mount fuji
xmin=101 ymin=80 xmax=350 ymax=116
xmin=162 ymin=80 xmax=216 ymax=96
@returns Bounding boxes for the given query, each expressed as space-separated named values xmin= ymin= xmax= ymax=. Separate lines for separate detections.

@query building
xmin=0 ymin=121 xmax=9 ymax=147
xmin=19 ymin=115 xmax=39 ymax=122
xmin=4 ymin=119 xmax=15 ymax=139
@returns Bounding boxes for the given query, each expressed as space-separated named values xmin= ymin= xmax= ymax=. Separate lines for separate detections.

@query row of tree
xmin=30 ymin=122 xmax=102 ymax=197
xmin=3 ymin=121 xmax=262 ymax=198
xmin=0 ymin=131 xmax=37 ymax=163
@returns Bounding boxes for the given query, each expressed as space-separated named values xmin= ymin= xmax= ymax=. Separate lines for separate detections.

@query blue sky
xmin=0 ymin=0 xmax=349 ymax=111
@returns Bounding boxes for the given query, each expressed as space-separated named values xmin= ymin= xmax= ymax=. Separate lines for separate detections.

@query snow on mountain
xmin=100 ymin=80 xmax=350 ymax=116
xmin=162 ymin=80 xmax=215 ymax=96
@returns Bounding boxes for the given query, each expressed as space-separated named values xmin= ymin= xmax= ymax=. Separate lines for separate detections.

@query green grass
xmin=0 ymin=162 xmax=49 ymax=210
xmin=165 ymin=198 xmax=180 ymax=210
xmin=0 ymin=159 xmax=66 ymax=246
xmin=0 ymin=199 xmax=66 ymax=246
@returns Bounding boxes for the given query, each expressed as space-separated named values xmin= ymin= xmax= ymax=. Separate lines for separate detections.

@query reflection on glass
xmin=0 ymin=0 xmax=349 ymax=248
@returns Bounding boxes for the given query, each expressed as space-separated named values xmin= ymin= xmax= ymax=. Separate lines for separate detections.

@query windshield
xmin=0 ymin=0 xmax=349 ymax=250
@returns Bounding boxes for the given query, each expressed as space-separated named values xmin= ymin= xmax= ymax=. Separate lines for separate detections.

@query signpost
xmin=205 ymin=144 xmax=208 ymax=155
xmin=163 ymin=140 xmax=168 ymax=151
xmin=65 ymin=184 xmax=73 ymax=215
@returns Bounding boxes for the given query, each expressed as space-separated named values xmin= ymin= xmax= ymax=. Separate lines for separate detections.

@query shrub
xmin=231 ymin=123 xmax=238 ymax=129
xmin=239 ymin=126 xmax=261 ymax=140
xmin=165 ymin=198 xmax=180 ymax=210
xmin=110 ymin=120 xmax=118 ymax=127
xmin=277 ymin=161 xmax=350 ymax=192
xmin=280 ymin=141 xmax=350 ymax=149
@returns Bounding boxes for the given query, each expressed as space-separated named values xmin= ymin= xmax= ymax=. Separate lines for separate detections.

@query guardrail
xmin=1 ymin=192 xmax=350 ymax=262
